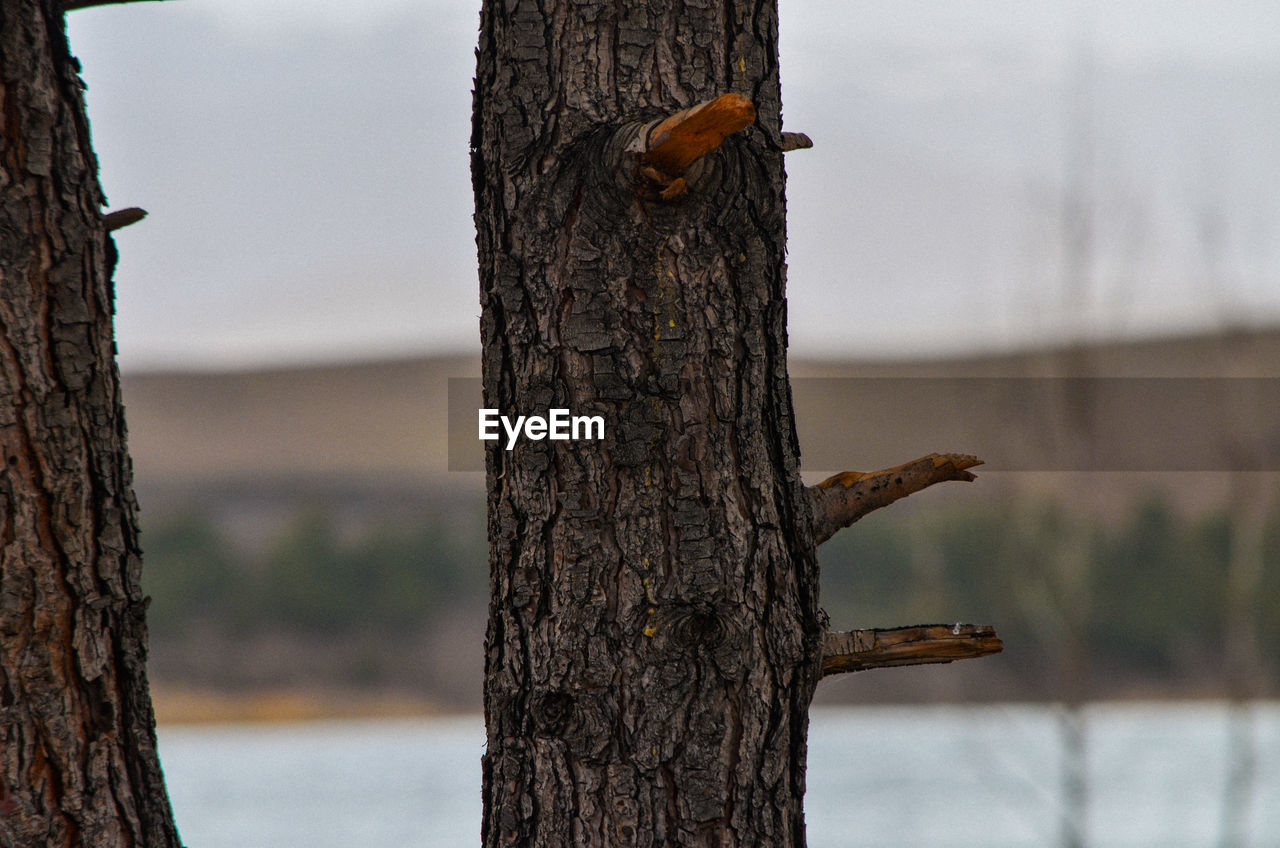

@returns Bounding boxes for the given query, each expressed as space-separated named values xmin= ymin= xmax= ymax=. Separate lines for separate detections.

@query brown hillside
xmin=121 ymin=328 xmax=1280 ymax=514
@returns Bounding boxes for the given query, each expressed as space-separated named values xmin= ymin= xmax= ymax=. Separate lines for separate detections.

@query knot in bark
xmin=531 ymin=690 xmax=576 ymax=737
xmin=676 ymin=608 xmax=726 ymax=648
xmin=654 ymin=603 xmax=748 ymax=681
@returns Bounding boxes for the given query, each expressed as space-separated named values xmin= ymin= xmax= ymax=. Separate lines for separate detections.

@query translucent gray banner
xmin=449 ymin=378 xmax=1280 ymax=472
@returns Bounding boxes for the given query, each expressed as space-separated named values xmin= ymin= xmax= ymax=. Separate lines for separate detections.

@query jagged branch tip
xmin=821 ymin=624 xmax=1003 ymax=677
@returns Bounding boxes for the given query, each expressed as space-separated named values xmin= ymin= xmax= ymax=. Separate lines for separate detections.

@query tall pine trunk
xmin=472 ymin=2 xmax=824 ymax=844
xmin=0 ymin=2 xmax=181 ymax=845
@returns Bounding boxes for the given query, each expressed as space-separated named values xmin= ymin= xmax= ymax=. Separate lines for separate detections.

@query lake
xmin=157 ymin=702 xmax=1279 ymax=847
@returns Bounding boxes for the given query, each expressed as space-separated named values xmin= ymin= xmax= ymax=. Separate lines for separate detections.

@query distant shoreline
xmin=150 ymin=685 xmax=457 ymax=725
xmin=150 ymin=683 xmax=1272 ymax=726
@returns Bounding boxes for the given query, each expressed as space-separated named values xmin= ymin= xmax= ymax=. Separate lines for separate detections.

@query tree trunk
xmin=0 ymin=2 xmax=182 ymax=845
xmin=473 ymin=3 xmax=824 ymax=845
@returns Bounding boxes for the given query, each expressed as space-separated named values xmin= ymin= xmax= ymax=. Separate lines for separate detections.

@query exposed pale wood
xmin=104 ymin=207 xmax=147 ymax=231
xmin=821 ymin=625 xmax=1004 ymax=677
xmin=810 ymin=453 xmax=982 ymax=545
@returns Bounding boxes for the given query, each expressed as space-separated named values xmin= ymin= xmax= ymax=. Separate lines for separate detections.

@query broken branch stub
xmin=809 ymin=453 xmax=982 ymax=546
xmin=104 ymin=207 xmax=147 ymax=232
xmin=643 ymin=93 xmax=755 ymax=174
xmin=779 ymin=132 xmax=813 ymax=152
xmin=636 ymin=93 xmax=756 ymax=198
xmin=821 ymin=624 xmax=1004 ymax=677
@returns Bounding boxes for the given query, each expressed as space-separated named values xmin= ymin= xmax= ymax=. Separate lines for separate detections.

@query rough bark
xmin=0 ymin=2 xmax=182 ymax=845
xmin=473 ymin=2 xmax=822 ymax=845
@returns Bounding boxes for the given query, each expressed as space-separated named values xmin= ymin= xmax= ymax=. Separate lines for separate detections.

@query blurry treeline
xmin=819 ymin=488 xmax=1279 ymax=703
xmin=146 ymin=510 xmax=483 ymax=637
xmin=142 ymin=486 xmax=1279 ymax=708
xmin=142 ymin=498 xmax=488 ymax=708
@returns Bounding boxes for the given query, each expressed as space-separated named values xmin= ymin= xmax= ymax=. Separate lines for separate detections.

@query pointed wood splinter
xmin=638 ymin=93 xmax=755 ymax=197
xmin=821 ymin=624 xmax=1004 ymax=677
xmin=104 ymin=207 xmax=147 ymax=232
xmin=809 ymin=453 xmax=982 ymax=546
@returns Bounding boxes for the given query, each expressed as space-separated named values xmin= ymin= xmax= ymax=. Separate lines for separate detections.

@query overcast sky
xmin=67 ymin=0 xmax=1280 ymax=371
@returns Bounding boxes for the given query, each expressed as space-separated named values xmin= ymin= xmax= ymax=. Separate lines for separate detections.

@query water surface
xmin=157 ymin=703 xmax=1280 ymax=847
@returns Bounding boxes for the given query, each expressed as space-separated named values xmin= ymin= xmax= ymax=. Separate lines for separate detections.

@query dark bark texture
xmin=0 ymin=2 xmax=181 ymax=846
xmin=473 ymin=2 xmax=822 ymax=845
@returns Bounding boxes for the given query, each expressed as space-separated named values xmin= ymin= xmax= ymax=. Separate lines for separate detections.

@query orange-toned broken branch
xmin=809 ymin=453 xmax=981 ymax=546
xmin=821 ymin=624 xmax=1003 ymax=677
xmin=104 ymin=207 xmax=147 ymax=232
xmin=638 ymin=93 xmax=755 ymax=194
